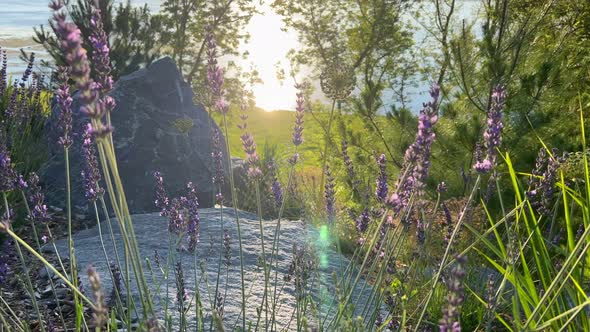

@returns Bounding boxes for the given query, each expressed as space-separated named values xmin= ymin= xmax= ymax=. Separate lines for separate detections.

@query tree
xmin=159 ymin=0 xmax=258 ymax=95
xmin=33 ymin=0 xmax=165 ymax=79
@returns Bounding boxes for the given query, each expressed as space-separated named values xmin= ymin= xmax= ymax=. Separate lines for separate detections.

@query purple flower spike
xmin=56 ymin=67 xmax=73 ymax=148
xmin=27 ymin=173 xmax=49 ymax=224
xmin=0 ymin=147 xmax=17 ymax=192
xmin=168 ymin=198 xmax=184 ymax=235
xmin=153 ymin=171 xmax=170 ymax=216
xmin=183 ymin=182 xmax=200 ymax=252
xmin=439 ymin=255 xmax=466 ymax=332
xmin=388 ymin=84 xmax=440 ymax=212
xmin=81 ymin=124 xmax=104 ymax=202
xmin=324 ymin=166 xmax=336 ymax=224
xmin=474 ymin=85 xmax=505 ymax=173
xmin=0 ymin=48 xmax=7 ymax=95
xmin=292 ymin=86 xmax=305 ymax=147
xmin=223 ymin=229 xmax=231 ymax=266
xmin=375 ymin=154 xmax=388 ymax=202
xmin=50 ymin=0 xmax=112 ymax=137
xmin=268 ymin=161 xmax=283 ymax=207
xmin=356 ymin=208 xmax=370 ymax=233
xmin=211 ymin=128 xmax=225 ymax=192
xmin=205 ymin=30 xmax=229 ymax=115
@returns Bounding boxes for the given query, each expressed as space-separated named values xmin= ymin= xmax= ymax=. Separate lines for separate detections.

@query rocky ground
xmin=1 ymin=207 xmax=379 ymax=331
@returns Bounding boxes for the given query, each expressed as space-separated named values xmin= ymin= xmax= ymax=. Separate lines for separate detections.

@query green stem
xmin=318 ymin=100 xmax=337 ymax=206
xmin=2 ymin=192 xmax=45 ymax=332
xmin=413 ymin=175 xmax=481 ymax=331
xmin=221 ymin=114 xmax=247 ymax=330
xmin=20 ymin=190 xmax=67 ymax=329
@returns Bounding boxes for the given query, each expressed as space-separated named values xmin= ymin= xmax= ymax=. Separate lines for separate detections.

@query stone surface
xmin=41 ymin=57 xmax=227 ymax=216
xmin=47 ymin=209 xmax=381 ymax=330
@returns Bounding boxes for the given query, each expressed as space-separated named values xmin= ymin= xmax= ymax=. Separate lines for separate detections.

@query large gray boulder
xmin=41 ymin=57 xmax=227 ymax=216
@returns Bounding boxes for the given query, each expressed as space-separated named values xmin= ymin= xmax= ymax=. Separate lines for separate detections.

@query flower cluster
xmin=356 ymin=208 xmax=370 ymax=234
xmin=324 ymin=166 xmax=336 ymax=224
xmin=238 ymin=101 xmax=262 ymax=179
xmin=526 ymin=148 xmax=565 ymax=215
xmin=153 ymin=171 xmax=170 ymax=216
xmin=0 ymin=147 xmax=17 ymax=192
xmin=284 ymin=243 xmax=318 ymax=300
xmin=0 ymin=48 xmax=7 ymax=95
xmin=167 ymin=198 xmax=184 ymax=235
xmin=27 ymin=173 xmax=49 ymax=224
xmin=268 ymin=161 xmax=283 ymax=208
xmin=389 ymin=84 xmax=440 ymax=213
xmin=223 ymin=229 xmax=231 ymax=266
xmin=81 ymin=124 xmax=104 ymax=201
xmin=89 ymin=5 xmax=116 ymax=124
xmin=292 ymin=85 xmax=305 ymax=147
xmin=474 ymin=85 xmax=506 ymax=173
xmin=206 ymin=31 xmax=228 ymax=114
xmin=50 ymin=0 xmax=112 ymax=137
xmin=182 ymin=182 xmax=200 ymax=252
xmin=211 ymin=128 xmax=225 ymax=203
xmin=341 ymin=140 xmax=360 ymax=190
xmin=56 ymin=67 xmax=73 ymax=148
xmin=375 ymin=154 xmax=388 ymax=202
xmin=439 ymin=255 xmax=466 ymax=332
xmin=175 ymin=262 xmax=188 ymax=313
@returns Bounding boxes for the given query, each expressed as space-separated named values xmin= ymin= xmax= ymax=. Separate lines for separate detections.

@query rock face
xmin=41 ymin=57 xmax=227 ymax=216
xmin=47 ymin=209 xmax=381 ymax=330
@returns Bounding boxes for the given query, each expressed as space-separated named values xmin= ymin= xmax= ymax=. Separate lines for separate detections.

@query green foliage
xmin=33 ymin=0 xmax=165 ymax=78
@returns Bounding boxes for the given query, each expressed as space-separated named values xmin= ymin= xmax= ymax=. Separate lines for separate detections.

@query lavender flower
xmin=240 ymin=132 xmax=262 ymax=179
xmin=81 ymin=124 xmax=104 ymax=201
xmin=109 ymin=263 xmax=122 ymax=305
xmin=56 ymin=66 xmax=73 ymax=148
xmin=205 ymin=31 xmax=228 ymax=114
xmin=223 ymin=229 xmax=231 ymax=266
xmin=356 ymin=208 xmax=370 ymax=233
xmin=89 ymin=4 xmax=116 ymax=125
xmin=0 ymin=147 xmax=17 ymax=192
xmin=27 ymin=173 xmax=49 ymax=224
xmin=389 ymin=84 xmax=440 ymax=212
xmin=268 ymin=161 xmax=283 ymax=207
xmin=526 ymin=148 xmax=564 ymax=215
xmin=292 ymin=86 xmax=305 ymax=147
xmin=324 ymin=166 xmax=336 ymax=223
xmin=341 ymin=141 xmax=360 ymax=189
xmin=168 ymin=198 xmax=184 ymax=235
xmin=375 ymin=154 xmax=388 ymax=202
xmin=153 ymin=171 xmax=170 ymax=216
xmin=89 ymin=7 xmax=113 ymax=95
xmin=439 ymin=255 xmax=466 ymax=332
xmin=183 ymin=182 xmax=200 ymax=252
xmin=211 ymin=129 xmax=225 ymax=204
xmin=0 ymin=48 xmax=7 ymax=95
xmin=50 ymin=0 xmax=112 ymax=137
xmin=416 ymin=217 xmax=425 ymax=244
xmin=175 ymin=262 xmax=188 ymax=313
xmin=474 ymin=85 xmax=506 ymax=173
xmin=215 ymin=292 xmax=225 ymax=318
xmin=237 ymin=99 xmax=262 ymax=179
